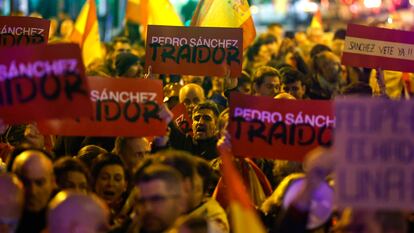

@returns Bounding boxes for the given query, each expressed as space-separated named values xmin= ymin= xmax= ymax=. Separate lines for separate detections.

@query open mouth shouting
xmin=102 ymin=190 xmax=116 ymax=201
xmin=195 ymin=124 xmax=207 ymax=136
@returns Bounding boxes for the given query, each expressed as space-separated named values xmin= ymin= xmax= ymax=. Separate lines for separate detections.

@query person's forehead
xmin=138 ymin=179 xmax=171 ymax=196
xmin=285 ymin=80 xmax=302 ymax=86
xmin=194 ymin=109 xmax=215 ymax=117
xmin=126 ymin=138 xmax=148 ymax=146
xmin=264 ymin=76 xmax=280 ymax=83
xmin=21 ymin=169 xmax=51 ymax=181
xmin=21 ymin=158 xmax=52 ymax=179
xmin=100 ymin=164 xmax=124 ymax=174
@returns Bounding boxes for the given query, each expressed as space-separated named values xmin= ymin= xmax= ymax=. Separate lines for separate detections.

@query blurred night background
xmin=2 ymin=0 xmax=413 ymax=42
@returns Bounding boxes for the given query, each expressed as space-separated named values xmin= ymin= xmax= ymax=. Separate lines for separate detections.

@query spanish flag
xmin=125 ymin=0 xmax=183 ymax=27
xmin=310 ymin=9 xmax=323 ymax=29
xmin=191 ymin=0 xmax=256 ymax=50
xmin=70 ymin=0 xmax=102 ymax=67
xmin=219 ymin=145 xmax=267 ymax=233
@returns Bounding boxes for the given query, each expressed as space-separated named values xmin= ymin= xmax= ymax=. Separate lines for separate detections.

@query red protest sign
xmin=228 ymin=93 xmax=334 ymax=161
xmin=0 ymin=16 xmax=50 ymax=47
xmin=37 ymin=77 xmax=167 ymax=137
xmin=342 ymin=24 xmax=414 ymax=72
xmin=171 ymin=103 xmax=192 ymax=134
xmin=145 ymin=25 xmax=242 ymax=77
xmin=0 ymin=43 xmax=92 ymax=124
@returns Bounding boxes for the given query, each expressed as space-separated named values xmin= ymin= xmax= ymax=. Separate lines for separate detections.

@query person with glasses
xmin=133 ymin=164 xmax=186 ymax=233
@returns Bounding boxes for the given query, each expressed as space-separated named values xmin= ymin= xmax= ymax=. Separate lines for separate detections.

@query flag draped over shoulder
xmin=70 ymin=0 xmax=102 ymax=67
xmin=191 ymin=0 xmax=256 ymax=49
xmin=310 ymin=10 xmax=323 ymax=29
xmin=219 ymin=147 xmax=267 ymax=233
xmin=125 ymin=0 xmax=183 ymax=26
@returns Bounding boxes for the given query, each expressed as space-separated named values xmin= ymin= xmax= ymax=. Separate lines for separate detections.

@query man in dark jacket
xmin=155 ymin=101 xmax=220 ymax=161
xmin=13 ymin=150 xmax=56 ymax=233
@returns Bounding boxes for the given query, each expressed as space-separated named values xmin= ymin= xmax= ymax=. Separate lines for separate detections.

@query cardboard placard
xmin=38 ymin=77 xmax=167 ymax=137
xmin=0 ymin=43 xmax=92 ymax=124
xmin=228 ymin=93 xmax=334 ymax=161
xmin=0 ymin=16 xmax=50 ymax=47
xmin=145 ymin=25 xmax=242 ymax=77
xmin=171 ymin=103 xmax=192 ymax=134
xmin=342 ymin=24 xmax=414 ymax=72
xmin=334 ymin=98 xmax=414 ymax=210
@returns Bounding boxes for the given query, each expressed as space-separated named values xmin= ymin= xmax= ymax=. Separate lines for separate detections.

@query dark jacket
xmin=16 ymin=208 xmax=47 ymax=233
xmin=153 ymin=123 xmax=219 ymax=160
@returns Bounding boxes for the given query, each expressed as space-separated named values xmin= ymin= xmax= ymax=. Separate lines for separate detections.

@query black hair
xmin=76 ymin=145 xmax=107 ymax=170
xmin=134 ymin=163 xmax=183 ymax=189
xmin=280 ymin=67 xmax=306 ymax=85
xmin=246 ymin=33 xmax=278 ymax=61
xmin=157 ymin=150 xmax=197 ymax=181
xmin=81 ymin=137 xmax=115 ymax=152
xmin=53 ymin=156 xmax=91 ymax=190
xmin=193 ymin=101 xmax=220 ymax=118
xmin=237 ymin=71 xmax=252 ymax=88
xmin=310 ymin=44 xmax=332 ymax=59
xmin=253 ymin=66 xmax=281 ymax=87
xmin=91 ymin=153 xmax=128 ymax=184
xmin=115 ymin=53 xmax=140 ymax=77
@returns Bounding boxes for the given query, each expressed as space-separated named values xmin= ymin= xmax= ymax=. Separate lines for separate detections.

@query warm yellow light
xmin=250 ymin=5 xmax=259 ymax=14
xmin=303 ymin=0 xmax=319 ymax=13
xmin=364 ymin=0 xmax=381 ymax=8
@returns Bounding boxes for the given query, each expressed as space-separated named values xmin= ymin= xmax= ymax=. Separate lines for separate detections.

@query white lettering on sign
xmin=90 ymin=90 xmax=157 ymax=103
xmin=1 ymin=25 xmax=44 ymax=36
xmin=150 ymin=36 xmax=239 ymax=49
xmin=233 ymin=107 xmax=335 ymax=127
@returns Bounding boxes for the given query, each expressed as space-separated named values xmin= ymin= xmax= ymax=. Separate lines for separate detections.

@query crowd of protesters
xmin=0 ymin=11 xmax=414 ymax=233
